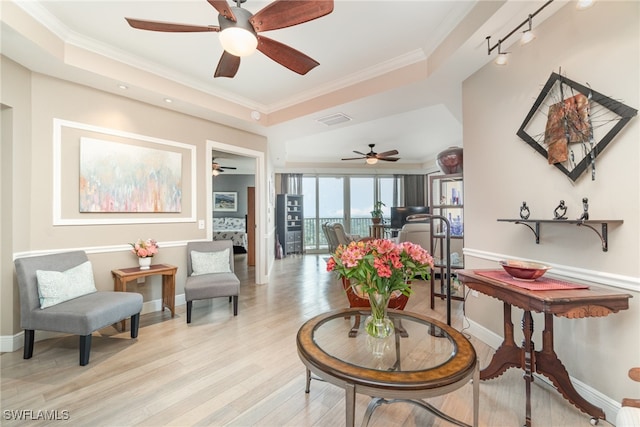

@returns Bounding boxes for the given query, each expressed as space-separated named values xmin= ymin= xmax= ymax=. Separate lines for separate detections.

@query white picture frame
xmin=213 ymin=191 xmax=238 ymax=212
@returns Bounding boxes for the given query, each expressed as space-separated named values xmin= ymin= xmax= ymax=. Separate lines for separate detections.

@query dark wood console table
xmin=456 ymin=269 xmax=631 ymax=426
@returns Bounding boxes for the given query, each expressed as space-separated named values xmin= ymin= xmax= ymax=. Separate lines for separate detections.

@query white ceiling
xmin=1 ymin=0 xmax=567 ymax=172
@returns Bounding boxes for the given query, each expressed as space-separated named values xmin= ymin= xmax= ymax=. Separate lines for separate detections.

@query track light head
xmin=495 ymin=42 xmax=509 ymax=65
xmin=520 ymin=15 xmax=536 ymax=45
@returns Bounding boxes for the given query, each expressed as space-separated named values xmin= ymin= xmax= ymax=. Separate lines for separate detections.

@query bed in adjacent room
xmin=212 ymin=217 xmax=248 ymax=254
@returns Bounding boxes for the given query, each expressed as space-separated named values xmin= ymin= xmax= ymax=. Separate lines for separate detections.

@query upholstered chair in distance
xmin=331 ymin=222 xmax=365 ymax=247
xmin=185 ymin=240 xmax=240 ymax=323
xmin=323 ymin=222 xmax=339 ymax=254
xmin=14 ymin=251 xmax=143 ymax=366
xmin=398 ymin=222 xmax=431 ymax=250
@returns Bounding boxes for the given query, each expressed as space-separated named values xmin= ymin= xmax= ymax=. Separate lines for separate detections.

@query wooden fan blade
xmin=341 ymin=157 xmax=365 ymax=161
xmin=220 ymin=166 xmax=237 ymax=169
xmin=256 ymin=36 xmax=319 ymax=75
xmin=125 ymin=18 xmax=220 ymax=33
xmin=250 ymin=0 xmax=334 ymax=32
xmin=206 ymin=0 xmax=236 ymax=22
xmin=376 ymin=149 xmax=399 ymax=158
xmin=379 ymin=157 xmax=400 ymax=162
xmin=353 ymin=151 xmax=367 ymax=156
xmin=214 ymin=51 xmax=241 ymax=78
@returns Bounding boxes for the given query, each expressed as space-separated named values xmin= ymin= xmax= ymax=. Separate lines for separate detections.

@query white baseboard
xmin=466 ymin=317 xmax=621 ymax=423
xmin=0 ymin=294 xmax=186 ymax=354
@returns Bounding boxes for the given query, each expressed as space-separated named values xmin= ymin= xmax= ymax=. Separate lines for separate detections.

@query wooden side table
xmin=111 ymin=263 xmax=178 ymax=330
xmin=456 ymin=269 xmax=631 ymax=426
xmin=369 ymin=224 xmax=385 ymax=239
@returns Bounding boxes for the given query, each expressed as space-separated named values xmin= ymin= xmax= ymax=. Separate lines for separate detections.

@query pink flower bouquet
xmin=130 ymin=238 xmax=159 ymax=258
xmin=326 ymin=239 xmax=434 ymax=298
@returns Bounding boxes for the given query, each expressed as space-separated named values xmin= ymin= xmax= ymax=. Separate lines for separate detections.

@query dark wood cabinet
xmin=277 ymin=194 xmax=304 ymax=256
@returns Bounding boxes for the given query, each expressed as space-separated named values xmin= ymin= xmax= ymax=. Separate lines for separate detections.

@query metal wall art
xmin=517 ymin=71 xmax=637 ymax=182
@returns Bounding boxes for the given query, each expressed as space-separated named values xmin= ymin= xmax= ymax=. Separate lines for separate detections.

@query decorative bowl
xmin=436 ymin=146 xmax=463 ymax=174
xmin=499 ymin=260 xmax=551 ymax=281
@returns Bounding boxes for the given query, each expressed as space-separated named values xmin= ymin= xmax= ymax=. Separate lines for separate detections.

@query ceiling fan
xmin=125 ymin=0 xmax=334 ymax=78
xmin=341 ymin=144 xmax=400 ymax=164
xmin=212 ymin=159 xmax=237 ymax=175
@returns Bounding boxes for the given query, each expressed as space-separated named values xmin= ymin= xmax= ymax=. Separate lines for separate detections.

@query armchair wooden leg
xmin=186 ymin=301 xmax=193 ymax=324
xmin=130 ymin=313 xmax=140 ymax=338
xmin=233 ymin=295 xmax=238 ymax=316
xmin=79 ymin=334 xmax=92 ymax=366
xmin=23 ymin=329 xmax=34 ymax=359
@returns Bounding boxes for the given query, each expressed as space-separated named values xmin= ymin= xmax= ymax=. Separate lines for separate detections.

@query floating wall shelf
xmin=497 ymin=219 xmax=623 ymax=252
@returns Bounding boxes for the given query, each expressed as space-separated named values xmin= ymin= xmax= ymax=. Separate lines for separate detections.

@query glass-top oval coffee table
xmin=296 ymin=308 xmax=478 ymax=427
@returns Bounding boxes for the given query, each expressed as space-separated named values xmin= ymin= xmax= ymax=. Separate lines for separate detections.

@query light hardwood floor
xmin=1 ymin=254 xmax=608 ymax=426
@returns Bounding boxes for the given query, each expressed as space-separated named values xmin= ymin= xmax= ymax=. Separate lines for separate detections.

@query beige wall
xmin=1 ymin=56 xmax=268 ymax=337
xmin=2 ymin=58 xmax=33 ymax=336
xmin=463 ymin=1 xmax=639 ymax=405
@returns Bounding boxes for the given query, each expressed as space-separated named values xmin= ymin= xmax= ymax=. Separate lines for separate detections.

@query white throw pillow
xmin=36 ymin=261 xmax=97 ymax=309
xmin=191 ymin=249 xmax=231 ymax=276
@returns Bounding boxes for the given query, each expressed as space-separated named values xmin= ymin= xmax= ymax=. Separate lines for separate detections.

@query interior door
xmin=247 ymin=186 xmax=256 ymax=266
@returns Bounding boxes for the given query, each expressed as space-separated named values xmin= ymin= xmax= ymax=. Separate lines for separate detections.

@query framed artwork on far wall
xmin=213 ymin=191 xmax=238 ymax=212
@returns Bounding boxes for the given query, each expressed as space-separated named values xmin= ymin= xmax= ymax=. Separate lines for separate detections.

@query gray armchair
xmin=323 ymin=222 xmax=339 ymax=253
xmin=185 ymin=240 xmax=240 ymax=323
xmin=14 ymin=251 xmax=143 ymax=366
xmin=331 ymin=223 xmax=362 ymax=247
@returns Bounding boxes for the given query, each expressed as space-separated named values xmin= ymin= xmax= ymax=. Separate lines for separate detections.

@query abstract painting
xmin=79 ymin=138 xmax=182 ymax=212
xmin=517 ymin=71 xmax=637 ymax=182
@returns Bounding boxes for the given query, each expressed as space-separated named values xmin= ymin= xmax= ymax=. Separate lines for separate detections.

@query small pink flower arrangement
xmin=326 ymin=239 xmax=434 ymax=297
xmin=130 ymin=238 xmax=159 ymax=258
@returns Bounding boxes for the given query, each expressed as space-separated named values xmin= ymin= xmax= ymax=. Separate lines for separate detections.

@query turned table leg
xmin=535 ymin=313 xmax=605 ymax=421
xmin=521 ymin=310 xmax=535 ymax=427
xmin=480 ymin=302 xmax=522 ymax=380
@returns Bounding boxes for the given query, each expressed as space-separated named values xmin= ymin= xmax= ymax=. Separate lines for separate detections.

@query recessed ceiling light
xmin=164 ymin=98 xmax=173 ymax=103
xmin=576 ymin=0 xmax=594 ymax=10
xmin=118 ymin=84 xmax=128 ymax=90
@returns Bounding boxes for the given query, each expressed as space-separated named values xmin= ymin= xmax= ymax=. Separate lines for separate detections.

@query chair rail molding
xmin=12 ymin=240 xmax=195 ymax=261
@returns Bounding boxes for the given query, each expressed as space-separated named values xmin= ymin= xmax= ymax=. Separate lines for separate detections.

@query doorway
xmin=206 ymin=140 xmax=266 ymax=284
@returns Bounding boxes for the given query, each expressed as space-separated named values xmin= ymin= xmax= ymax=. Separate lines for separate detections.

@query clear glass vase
xmin=365 ymin=291 xmax=394 ymax=338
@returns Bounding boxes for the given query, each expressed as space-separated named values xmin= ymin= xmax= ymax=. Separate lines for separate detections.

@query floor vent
xmin=316 ymin=113 xmax=352 ymax=126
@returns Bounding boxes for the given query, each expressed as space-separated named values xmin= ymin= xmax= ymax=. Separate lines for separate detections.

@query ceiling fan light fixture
xmin=219 ymin=27 xmax=258 ymax=57
xmin=366 ymin=157 xmax=378 ymax=165
xmin=212 ymin=168 xmax=220 ymax=176
xmin=218 ymin=7 xmax=257 ymax=57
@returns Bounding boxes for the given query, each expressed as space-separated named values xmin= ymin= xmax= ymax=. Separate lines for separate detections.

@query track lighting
xmin=520 ymin=15 xmax=536 ymax=45
xmin=495 ymin=42 xmax=509 ymax=65
xmin=486 ymin=0 xmax=554 ymax=65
